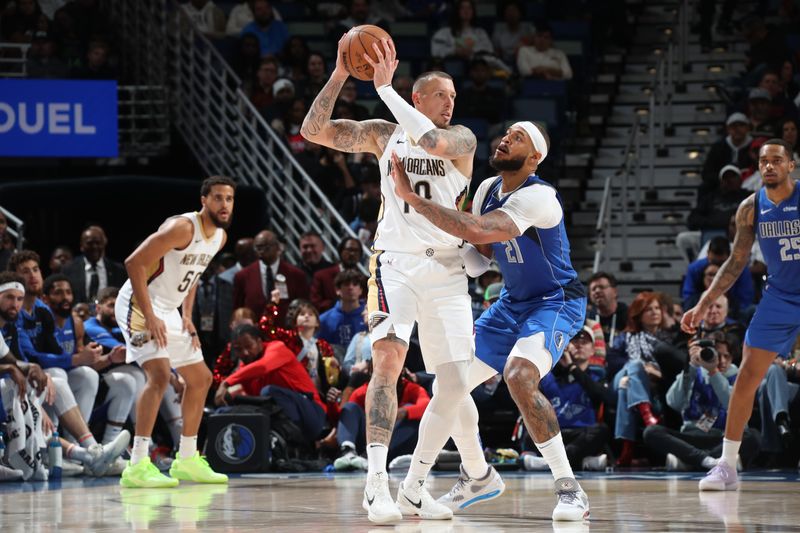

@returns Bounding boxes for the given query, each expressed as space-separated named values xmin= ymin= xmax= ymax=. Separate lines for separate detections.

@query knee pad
xmin=508 ymin=332 xmax=552 ymax=378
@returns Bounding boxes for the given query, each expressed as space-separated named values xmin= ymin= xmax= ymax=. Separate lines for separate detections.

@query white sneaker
xmin=61 ymin=460 xmax=84 ymax=477
xmin=105 ymin=456 xmax=127 ymax=476
xmin=437 ymin=464 xmax=505 ymax=511
xmin=84 ymin=430 xmax=131 ymax=476
xmin=581 ymin=454 xmax=607 ymax=471
xmin=362 ymin=472 xmax=402 ymax=524
xmin=396 ymin=479 xmax=453 ymax=520
xmin=522 ymin=453 xmax=549 ymax=471
xmin=552 ymin=477 xmax=590 ymax=521
xmin=666 ymin=453 xmax=690 ymax=472
xmin=0 ymin=464 xmax=24 ymax=481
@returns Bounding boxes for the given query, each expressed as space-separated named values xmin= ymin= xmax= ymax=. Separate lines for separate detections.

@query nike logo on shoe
xmin=365 ymin=491 xmax=375 ymax=506
xmin=405 ymin=495 xmax=422 ymax=509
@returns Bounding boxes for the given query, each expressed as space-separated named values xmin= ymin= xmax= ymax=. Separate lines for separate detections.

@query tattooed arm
xmin=681 ymin=194 xmax=755 ymax=334
xmin=417 ymin=125 xmax=477 ymax=160
xmin=300 ymin=34 xmax=396 ymax=156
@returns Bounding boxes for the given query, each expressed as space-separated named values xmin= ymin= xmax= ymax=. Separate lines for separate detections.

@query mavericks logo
xmin=554 ymin=332 xmax=565 ymax=352
xmin=216 ymin=423 xmax=255 ymax=464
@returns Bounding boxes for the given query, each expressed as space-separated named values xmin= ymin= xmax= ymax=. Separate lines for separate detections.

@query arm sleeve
xmin=401 ymin=382 xmax=430 ymax=420
xmin=498 ymin=184 xmax=562 ymax=233
xmin=666 ymin=371 xmax=694 ymax=412
xmin=83 ymin=320 xmax=124 ymax=350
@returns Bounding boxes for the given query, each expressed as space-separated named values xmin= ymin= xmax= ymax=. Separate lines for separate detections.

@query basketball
xmin=341 ymin=24 xmax=392 ymax=81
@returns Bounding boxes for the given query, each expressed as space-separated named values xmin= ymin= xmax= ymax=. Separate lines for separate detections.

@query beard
xmin=208 ymin=210 xmax=232 ymax=229
xmin=52 ymin=304 xmax=72 ymax=318
xmin=0 ymin=308 xmax=17 ymax=322
xmin=100 ymin=313 xmax=116 ymax=329
xmin=489 ymin=154 xmax=526 ymax=172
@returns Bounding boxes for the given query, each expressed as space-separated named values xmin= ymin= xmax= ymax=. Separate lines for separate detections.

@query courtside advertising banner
xmin=0 ymin=79 xmax=118 ymax=157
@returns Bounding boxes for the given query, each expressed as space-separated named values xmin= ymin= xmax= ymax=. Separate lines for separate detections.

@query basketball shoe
xmin=120 ymin=457 xmax=179 ymax=488
xmin=552 ymin=477 xmax=590 ymax=521
xmin=698 ymin=461 xmax=738 ymax=491
xmin=362 ymin=471 xmax=402 ymax=524
xmin=396 ymin=479 xmax=453 ymax=519
xmin=437 ymin=464 xmax=505 ymax=511
xmin=170 ymin=452 xmax=228 ymax=484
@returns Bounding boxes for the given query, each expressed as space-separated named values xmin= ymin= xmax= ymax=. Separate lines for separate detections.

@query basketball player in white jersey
xmin=115 ymin=176 xmax=234 ymax=488
xmin=302 ymin=37 xmax=504 ymax=523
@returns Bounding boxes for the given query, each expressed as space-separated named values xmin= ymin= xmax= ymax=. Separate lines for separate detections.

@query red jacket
xmin=348 ymin=378 xmax=430 ymax=421
xmin=233 ymin=260 xmax=309 ymax=326
xmin=310 ymin=264 xmax=341 ymax=313
xmin=224 ymin=340 xmax=326 ymax=414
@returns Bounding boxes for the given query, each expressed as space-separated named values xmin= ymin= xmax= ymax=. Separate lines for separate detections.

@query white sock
xmin=102 ymin=424 xmax=123 ymax=445
xmin=404 ymin=398 xmax=455 ymax=488
xmin=65 ymin=443 xmax=92 ymax=464
xmin=701 ymin=456 xmax=719 ymax=469
xmin=721 ymin=438 xmax=740 ymax=467
xmin=341 ymin=440 xmax=356 ymax=453
xmin=535 ymin=432 xmax=574 ymax=481
xmin=179 ymin=435 xmax=198 ymax=459
xmin=131 ymin=436 xmax=151 ymax=465
xmin=451 ymin=396 xmax=489 ymax=479
xmin=367 ymin=443 xmax=388 ymax=476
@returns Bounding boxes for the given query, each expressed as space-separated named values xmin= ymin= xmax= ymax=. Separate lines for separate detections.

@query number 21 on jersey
xmin=503 ymin=239 xmax=524 ymax=263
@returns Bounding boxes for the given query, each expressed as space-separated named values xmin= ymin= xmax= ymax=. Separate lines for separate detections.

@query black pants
xmin=562 ymin=425 xmax=610 ymax=469
xmin=643 ymin=424 xmax=760 ymax=469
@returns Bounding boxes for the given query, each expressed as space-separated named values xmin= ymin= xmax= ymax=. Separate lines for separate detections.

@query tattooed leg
xmin=504 ymin=357 xmax=561 ymax=442
xmin=366 ymin=336 xmax=406 ymax=446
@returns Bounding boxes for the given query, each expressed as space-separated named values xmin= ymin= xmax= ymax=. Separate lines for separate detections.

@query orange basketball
xmin=342 ymin=25 xmax=392 ymax=81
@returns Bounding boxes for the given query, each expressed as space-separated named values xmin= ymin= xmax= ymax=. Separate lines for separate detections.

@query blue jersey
xmin=754 ymin=182 xmax=800 ymax=299
xmin=54 ymin=315 xmax=76 ymax=356
xmin=478 ymin=175 xmax=583 ymax=304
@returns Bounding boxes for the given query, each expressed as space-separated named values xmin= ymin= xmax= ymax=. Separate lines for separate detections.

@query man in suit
xmin=311 ymin=236 xmax=364 ymax=312
xmin=296 ymin=230 xmax=333 ymax=285
xmin=62 ymin=225 xmax=127 ymax=305
xmin=233 ymin=230 xmax=308 ymax=326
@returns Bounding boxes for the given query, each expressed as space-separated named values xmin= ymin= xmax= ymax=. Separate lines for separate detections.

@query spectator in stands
xmin=226 ymin=0 xmax=259 ymax=36
xmin=337 ymin=79 xmax=371 ymax=121
xmin=757 ymin=69 xmax=799 ymax=123
xmin=352 ymin=197 xmax=380 ymax=246
xmin=26 ymin=31 xmax=68 ymax=78
xmin=334 ymin=368 xmax=430 ymax=470
xmin=682 ymin=237 xmax=754 ymax=315
xmin=215 ymin=324 xmax=328 ymax=440
xmin=430 ymin=0 xmax=493 ymax=61
xmin=688 ymin=164 xmax=750 ymax=246
xmin=644 ymin=332 xmax=760 ymax=470
xmin=270 ymin=96 xmax=309 ymax=155
xmin=191 ymin=262 xmax=225 ymax=365
xmin=372 ymin=76 xmax=413 ymax=122
xmin=233 ymin=33 xmax=263 ymax=95
xmin=262 ymin=77 xmax=295 ymax=123
xmin=250 ymin=56 xmax=279 ymax=112
xmin=333 ymin=0 xmax=389 ymax=38
xmin=779 ymin=118 xmax=800 ymax=174
xmin=746 ymin=88 xmax=778 ymax=137
xmin=241 ymin=0 xmax=288 ymax=57
xmin=696 ymin=294 xmax=745 ymax=354
xmin=181 ymin=0 xmax=226 ymax=38
xmin=491 ymin=0 xmax=534 ymax=65
xmin=700 ymin=112 xmax=754 ymax=194
xmin=217 ymin=237 xmax=256 ymax=341
xmin=48 ymin=245 xmax=73 ymax=275
xmin=517 ymin=23 xmax=573 ymax=81
xmin=587 ymin=272 xmax=628 ymax=347
xmin=779 ymin=60 xmax=799 ymax=103
xmin=608 ymin=291 xmax=678 ymax=465
xmin=298 ymin=52 xmax=328 ymax=102
xmin=453 ymin=58 xmax=504 ymax=125
xmin=70 ymin=40 xmax=117 ymax=80
xmin=233 ymin=229 xmax=308 ymax=325
xmin=758 ymin=355 xmax=800 ymax=460
xmin=524 ymin=323 xmax=611 ymax=472
xmin=211 ymin=306 xmax=258 ymax=392
xmin=318 ymin=270 xmax=367 ymax=358
xmin=1 ymin=0 xmax=49 ymax=43
xmin=343 ymin=308 xmax=370 ymax=375
xmin=296 ymin=231 xmax=333 ymax=285
xmin=280 ymin=35 xmax=310 ymax=84
xmin=62 ymin=225 xmax=127 ymax=305
xmin=470 ymin=262 xmax=502 ymax=319
xmin=311 ymin=237 xmax=364 ymax=313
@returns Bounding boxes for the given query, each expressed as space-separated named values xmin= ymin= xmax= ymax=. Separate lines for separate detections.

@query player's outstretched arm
xmin=681 ymin=194 xmax=755 ymax=334
xmin=389 ymin=152 xmax=518 ymax=244
xmin=301 ymin=34 xmax=395 ymax=156
xmin=417 ymin=125 xmax=477 ymax=160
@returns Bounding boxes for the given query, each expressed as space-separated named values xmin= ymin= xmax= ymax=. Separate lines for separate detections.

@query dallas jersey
xmin=745 ymin=182 xmax=800 ymax=355
xmin=119 ymin=212 xmax=224 ymax=312
xmin=374 ymin=126 xmax=469 ymax=254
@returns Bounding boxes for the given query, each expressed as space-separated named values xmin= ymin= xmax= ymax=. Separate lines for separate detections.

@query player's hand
xmin=270 ymin=288 xmax=281 ymax=304
xmin=365 ymin=38 xmax=398 ymax=89
xmin=680 ymin=301 xmax=709 ymax=335
xmin=332 ymin=33 xmax=350 ymax=80
xmin=182 ymin=317 xmax=201 ymax=351
xmin=214 ymin=382 xmax=229 ymax=406
xmin=42 ymin=410 xmax=55 ymax=436
xmin=146 ymin=314 xmax=168 ymax=349
xmin=5 ymin=365 xmax=27 ymax=399
xmin=72 ymin=342 xmax=103 ymax=367
xmin=389 ymin=151 xmax=415 ymax=202
xmin=109 ymin=345 xmax=127 ymax=364
xmin=44 ymin=373 xmax=55 ymax=405
xmin=396 ymin=407 xmax=408 ymax=422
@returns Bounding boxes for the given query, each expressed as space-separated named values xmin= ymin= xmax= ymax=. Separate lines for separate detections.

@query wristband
xmin=459 ymin=243 xmax=492 ymax=277
xmin=376 ymin=84 xmax=436 ymax=143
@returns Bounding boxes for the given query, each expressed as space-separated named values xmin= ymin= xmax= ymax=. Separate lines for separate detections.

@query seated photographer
xmin=757 ymin=353 xmax=800 ymax=461
xmin=643 ymin=332 xmax=760 ymax=470
xmin=696 ymin=294 xmax=745 ymax=357
xmin=214 ymin=324 xmax=327 ymax=441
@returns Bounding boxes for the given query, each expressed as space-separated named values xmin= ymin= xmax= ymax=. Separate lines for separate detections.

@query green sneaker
xmin=169 ymin=452 xmax=228 ymax=484
xmin=120 ymin=458 xmax=180 ymax=488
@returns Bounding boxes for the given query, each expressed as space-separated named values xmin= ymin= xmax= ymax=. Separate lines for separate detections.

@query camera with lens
xmin=695 ymin=338 xmax=718 ymax=363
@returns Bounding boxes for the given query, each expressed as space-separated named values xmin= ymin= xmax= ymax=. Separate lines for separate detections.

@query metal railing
xmin=106 ymin=0 xmax=369 ymax=269
xmin=118 ymin=85 xmax=170 ymax=157
xmin=0 ymin=43 xmax=31 ymax=77
xmin=0 ymin=205 xmax=25 ymax=250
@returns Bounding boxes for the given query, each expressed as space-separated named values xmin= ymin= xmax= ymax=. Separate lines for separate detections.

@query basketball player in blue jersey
xmin=390 ymin=122 xmax=590 ymax=521
xmin=683 ymin=138 xmax=798 ymax=491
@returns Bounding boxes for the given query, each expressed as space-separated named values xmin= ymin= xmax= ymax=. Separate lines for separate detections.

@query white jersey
xmin=374 ymin=126 xmax=470 ymax=254
xmin=119 ymin=212 xmax=224 ymax=312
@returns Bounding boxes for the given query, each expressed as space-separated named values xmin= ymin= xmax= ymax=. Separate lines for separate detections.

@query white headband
xmin=0 ymin=282 xmax=25 ymax=295
xmin=512 ymin=121 xmax=548 ymax=164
